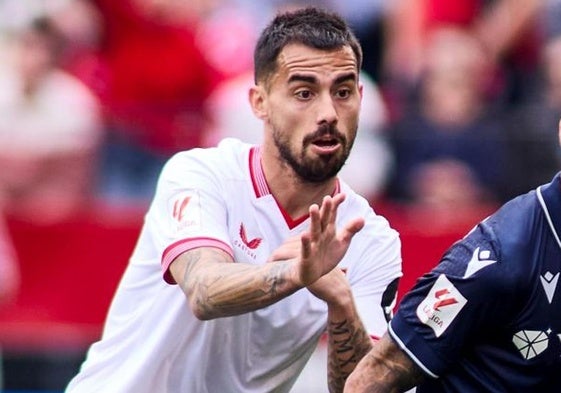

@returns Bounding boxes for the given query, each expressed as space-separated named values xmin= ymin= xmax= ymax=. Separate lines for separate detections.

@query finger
xmin=325 ymin=193 xmax=346 ymax=229
xmin=300 ymin=231 xmax=312 ymax=260
xmin=339 ymin=217 xmax=365 ymax=243
xmin=268 ymin=245 xmax=298 ymax=262
xmin=331 ymin=192 xmax=346 ymax=207
xmin=308 ymin=203 xmax=321 ymax=239
xmin=267 ymin=235 xmax=302 ymax=262
xmin=319 ymin=195 xmax=333 ymax=231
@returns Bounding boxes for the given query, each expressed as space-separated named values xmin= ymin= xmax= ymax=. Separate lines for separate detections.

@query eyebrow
xmin=334 ymin=73 xmax=357 ymax=85
xmin=287 ymin=74 xmax=317 ymax=84
xmin=287 ymin=72 xmax=357 ymax=85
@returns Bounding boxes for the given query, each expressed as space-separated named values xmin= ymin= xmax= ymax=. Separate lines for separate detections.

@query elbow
xmin=188 ymin=295 xmax=216 ymax=321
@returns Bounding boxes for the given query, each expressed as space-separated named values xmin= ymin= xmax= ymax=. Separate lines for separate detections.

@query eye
xmin=295 ymin=89 xmax=313 ymax=100
xmin=335 ymin=88 xmax=352 ymax=99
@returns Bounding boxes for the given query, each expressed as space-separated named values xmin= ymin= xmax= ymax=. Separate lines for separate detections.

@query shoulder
xmin=340 ymin=183 xmax=401 ymax=254
xmin=161 ymin=138 xmax=253 ymax=180
xmin=343 ymin=183 xmax=397 ymax=230
xmin=434 ymin=188 xmax=541 ymax=288
xmin=484 ymin=188 xmax=541 ymax=256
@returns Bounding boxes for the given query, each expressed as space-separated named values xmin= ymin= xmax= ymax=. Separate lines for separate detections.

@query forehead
xmin=274 ymin=43 xmax=358 ymax=84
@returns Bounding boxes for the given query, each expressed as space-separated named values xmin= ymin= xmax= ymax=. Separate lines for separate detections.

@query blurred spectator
xmin=204 ymin=70 xmax=394 ymax=202
xmin=194 ymin=0 xmax=258 ymax=81
xmin=382 ymin=0 xmax=544 ymax=116
xmin=49 ymin=0 xmax=106 ymax=93
xmin=386 ymin=27 xmax=508 ymax=208
xmin=502 ymin=32 xmax=561 ymax=199
xmin=0 ymin=17 xmax=102 ymax=224
xmin=322 ymin=0 xmax=390 ymax=82
xmin=0 ymin=0 xmax=106 ymax=95
xmin=91 ymin=0 xmax=225 ymax=203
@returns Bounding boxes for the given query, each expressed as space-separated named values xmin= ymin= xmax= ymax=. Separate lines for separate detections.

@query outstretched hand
xmin=299 ymin=193 xmax=364 ymax=286
xmin=269 ymin=193 xmax=364 ymax=288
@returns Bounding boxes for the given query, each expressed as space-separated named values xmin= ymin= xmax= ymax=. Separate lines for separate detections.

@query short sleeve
xmin=389 ymin=223 xmax=518 ymax=377
xmin=146 ymin=151 xmax=235 ymax=284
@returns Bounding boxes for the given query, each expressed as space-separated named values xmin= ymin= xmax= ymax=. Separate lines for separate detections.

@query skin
xmin=344 ymin=119 xmax=561 ymax=392
xmin=170 ymin=43 xmax=371 ymax=392
xmin=343 ymin=333 xmax=425 ymax=392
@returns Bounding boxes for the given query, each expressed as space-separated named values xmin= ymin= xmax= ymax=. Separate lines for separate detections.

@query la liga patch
xmin=169 ymin=191 xmax=202 ymax=232
xmin=416 ymin=274 xmax=467 ymax=337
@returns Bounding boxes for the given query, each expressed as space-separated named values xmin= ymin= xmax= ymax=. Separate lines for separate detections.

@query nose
xmin=316 ymin=93 xmax=338 ymax=126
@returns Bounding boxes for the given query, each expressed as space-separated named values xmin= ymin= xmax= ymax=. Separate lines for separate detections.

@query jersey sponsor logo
xmin=513 ymin=330 xmax=550 ymax=360
xmin=463 ymin=247 xmax=496 ymax=278
xmin=233 ymin=223 xmax=262 ymax=260
xmin=416 ymin=274 xmax=467 ymax=337
xmin=540 ymin=271 xmax=559 ymax=304
xmin=239 ymin=223 xmax=262 ymax=249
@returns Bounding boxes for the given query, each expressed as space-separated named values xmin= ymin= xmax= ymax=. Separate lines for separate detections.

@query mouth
xmin=310 ymin=135 xmax=341 ymax=155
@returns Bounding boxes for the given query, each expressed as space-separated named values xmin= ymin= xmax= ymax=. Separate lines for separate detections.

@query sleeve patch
xmin=416 ymin=274 xmax=467 ymax=337
xmin=170 ymin=191 xmax=202 ymax=232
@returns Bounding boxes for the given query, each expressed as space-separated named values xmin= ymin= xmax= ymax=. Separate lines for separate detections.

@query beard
xmin=273 ymin=123 xmax=354 ymax=183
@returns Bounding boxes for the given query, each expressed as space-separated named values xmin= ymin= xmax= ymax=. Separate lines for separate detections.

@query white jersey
xmin=67 ymin=138 xmax=402 ymax=393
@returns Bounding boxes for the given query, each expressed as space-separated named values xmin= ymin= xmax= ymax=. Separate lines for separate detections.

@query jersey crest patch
xmin=416 ymin=274 xmax=467 ymax=337
xmin=513 ymin=330 xmax=550 ymax=360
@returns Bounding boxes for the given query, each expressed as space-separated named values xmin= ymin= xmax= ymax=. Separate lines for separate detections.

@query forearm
xmin=343 ymin=333 xmax=425 ymax=393
xmin=171 ymin=248 xmax=302 ymax=320
xmin=326 ymin=297 xmax=374 ymax=393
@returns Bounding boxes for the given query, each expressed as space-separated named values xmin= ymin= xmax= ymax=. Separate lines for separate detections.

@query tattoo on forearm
xmin=331 ymin=319 xmax=359 ymax=367
xmin=181 ymin=251 xmax=294 ymax=318
xmin=351 ymin=335 xmax=426 ymax=392
xmin=327 ymin=318 xmax=373 ymax=392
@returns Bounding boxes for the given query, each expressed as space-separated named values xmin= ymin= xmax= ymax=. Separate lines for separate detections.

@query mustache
xmin=303 ymin=123 xmax=346 ymax=145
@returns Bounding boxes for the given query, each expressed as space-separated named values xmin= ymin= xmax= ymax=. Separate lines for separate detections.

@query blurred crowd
xmin=1 ymin=0 xmax=561 ymax=300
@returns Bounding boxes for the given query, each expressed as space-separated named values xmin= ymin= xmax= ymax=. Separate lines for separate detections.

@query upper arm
xmin=153 ymin=153 xmax=233 ymax=283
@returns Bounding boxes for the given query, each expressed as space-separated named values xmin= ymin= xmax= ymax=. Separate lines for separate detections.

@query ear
xmin=249 ymin=85 xmax=267 ymax=121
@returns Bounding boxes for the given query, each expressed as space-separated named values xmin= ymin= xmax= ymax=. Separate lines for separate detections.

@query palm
xmin=298 ymin=194 xmax=364 ymax=286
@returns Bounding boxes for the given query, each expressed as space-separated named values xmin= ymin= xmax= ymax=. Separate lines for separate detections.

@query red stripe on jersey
xmin=249 ymin=146 xmax=270 ymax=197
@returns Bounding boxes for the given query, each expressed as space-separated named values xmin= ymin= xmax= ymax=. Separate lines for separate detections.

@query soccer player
xmin=66 ymin=7 xmax=402 ymax=393
xmin=344 ymin=125 xmax=561 ymax=392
